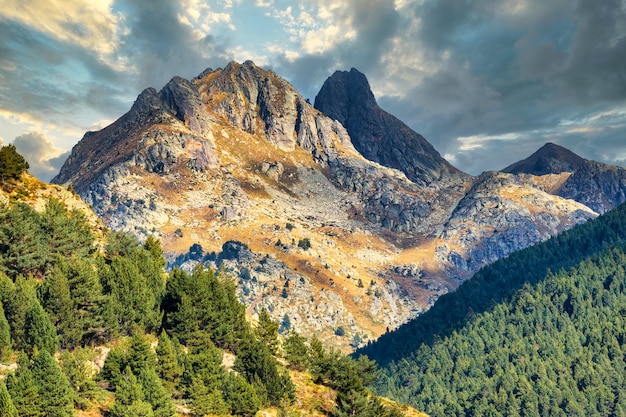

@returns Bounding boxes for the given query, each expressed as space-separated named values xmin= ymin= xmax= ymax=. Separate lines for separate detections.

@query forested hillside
xmin=362 ymin=203 xmax=626 ymax=416
xmin=0 ymin=156 xmax=412 ymax=417
xmin=360 ymin=203 xmax=626 ymax=363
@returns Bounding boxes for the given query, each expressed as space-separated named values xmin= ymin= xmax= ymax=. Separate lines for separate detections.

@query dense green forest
xmin=361 ymin=204 xmax=626 ymax=416
xmin=0 ymin=190 xmax=404 ymax=416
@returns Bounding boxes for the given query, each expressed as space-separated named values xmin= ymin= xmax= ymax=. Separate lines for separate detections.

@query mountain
xmin=360 ymin=202 xmax=626 ymax=416
xmin=502 ymin=143 xmax=626 ymax=213
xmin=314 ymin=68 xmax=464 ymax=186
xmin=502 ymin=142 xmax=585 ymax=175
xmin=53 ymin=61 xmax=603 ymax=350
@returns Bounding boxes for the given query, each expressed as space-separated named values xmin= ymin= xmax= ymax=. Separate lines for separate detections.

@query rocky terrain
xmin=503 ymin=142 xmax=626 ymax=213
xmin=52 ymin=61 xmax=622 ymax=350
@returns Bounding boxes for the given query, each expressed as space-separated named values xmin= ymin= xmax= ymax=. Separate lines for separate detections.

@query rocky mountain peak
xmin=312 ymin=68 xmax=376 ymax=125
xmin=502 ymin=142 xmax=586 ymax=175
xmin=314 ymin=68 xmax=466 ymax=187
xmin=51 ymin=60 xmax=626 ymax=351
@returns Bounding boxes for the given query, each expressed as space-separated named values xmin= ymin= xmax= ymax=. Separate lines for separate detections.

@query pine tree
xmin=155 ymin=330 xmax=183 ymax=392
xmin=141 ymin=235 xmax=167 ymax=303
xmin=100 ymin=256 xmax=161 ymax=334
xmin=163 ymin=266 xmax=248 ymax=349
xmin=255 ymin=308 xmax=279 ymax=354
xmin=0 ymin=379 xmax=17 ymax=417
xmin=139 ymin=368 xmax=175 ymax=417
xmin=0 ymin=302 xmax=12 ymax=359
xmin=189 ymin=377 xmax=229 ymax=417
xmin=40 ymin=198 xmax=95 ymax=268
xmin=105 ymin=231 xmax=140 ymax=259
xmin=41 ymin=259 xmax=77 ymax=348
xmin=0 ymin=203 xmax=46 ymax=277
xmin=181 ymin=331 xmax=224 ymax=394
xmin=0 ymin=144 xmax=29 ymax=184
xmin=6 ymin=354 xmax=38 ymax=417
xmin=234 ymin=338 xmax=295 ymax=406
xmin=283 ymin=331 xmax=310 ymax=371
xmin=110 ymin=367 xmax=154 ymax=417
xmin=30 ymin=349 xmax=74 ymax=417
xmin=221 ymin=372 xmax=262 ymax=417
xmin=2 ymin=276 xmax=37 ymax=349
xmin=333 ymin=389 xmax=372 ymax=417
xmin=100 ymin=346 xmax=126 ymax=390
xmin=59 ymin=349 xmax=98 ymax=408
xmin=23 ymin=299 xmax=59 ymax=354
xmin=127 ymin=332 xmax=157 ymax=375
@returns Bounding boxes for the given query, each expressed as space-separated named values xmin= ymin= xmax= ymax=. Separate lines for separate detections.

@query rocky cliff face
xmin=314 ymin=68 xmax=465 ymax=187
xmin=53 ymin=61 xmax=605 ymax=350
xmin=557 ymin=160 xmax=626 ymax=213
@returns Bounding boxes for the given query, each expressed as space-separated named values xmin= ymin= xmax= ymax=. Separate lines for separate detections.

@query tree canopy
xmin=0 ymin=144 xmax=28 ymax=184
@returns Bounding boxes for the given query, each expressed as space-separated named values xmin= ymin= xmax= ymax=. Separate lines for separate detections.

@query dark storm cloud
xmin=372 ymin=0 xmax=626 ymax=174
xmin=556 ymin=0 xmax=626 ymax=102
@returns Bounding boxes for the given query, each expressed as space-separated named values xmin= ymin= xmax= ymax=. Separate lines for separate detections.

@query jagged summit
xmin=502 ymin=142 xmax=586 ymax=175
xmin=314 ymin=68 xmax=466 ymax=186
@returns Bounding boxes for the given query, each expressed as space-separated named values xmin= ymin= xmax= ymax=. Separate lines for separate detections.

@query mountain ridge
xmin=501 ymin=142 xmax=626 ymax=213
xmin=361 ymin=201 xmax=626 ymax=416
xmin=52 ymin=61 xmax=620 ymax=350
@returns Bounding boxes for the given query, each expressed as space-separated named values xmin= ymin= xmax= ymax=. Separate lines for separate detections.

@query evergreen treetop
xmin=0 ymin=144 xmax=28 ymax=184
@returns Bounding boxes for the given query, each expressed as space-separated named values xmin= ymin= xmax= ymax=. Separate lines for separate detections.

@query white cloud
xmin=456 ymin=133 xmax=523 ymax=152
xmin=12 ymin=131 xmax=69 ymax=182
xmin=179 ymin=0 xmax=236 ymax=32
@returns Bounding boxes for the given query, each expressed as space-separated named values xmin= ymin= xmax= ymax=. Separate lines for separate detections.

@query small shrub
xmin=298 ymin=238 xmax=311 ymax=251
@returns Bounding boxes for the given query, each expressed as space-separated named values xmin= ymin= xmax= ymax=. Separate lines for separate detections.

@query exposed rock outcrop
xmin=558 ymin=160 xmax=626 ymax=213
xmin=502 ymin=143 xmax=626 ymax=214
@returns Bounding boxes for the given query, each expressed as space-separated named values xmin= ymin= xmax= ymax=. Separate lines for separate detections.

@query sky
xmin=1 ymin=0 xmax=625 ymax=181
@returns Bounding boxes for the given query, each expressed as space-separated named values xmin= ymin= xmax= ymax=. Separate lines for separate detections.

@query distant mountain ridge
xmin=502 ymin=142 xmax=585 ymax=175
xmin=501 ymin=142 xmax=626 ymax=213
xmin=51 ymin=61 xmax=622 ymax=349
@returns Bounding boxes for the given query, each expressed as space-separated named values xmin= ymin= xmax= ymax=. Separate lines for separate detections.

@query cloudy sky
xmin=1 ymin=0 xmax=625 ymax=181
